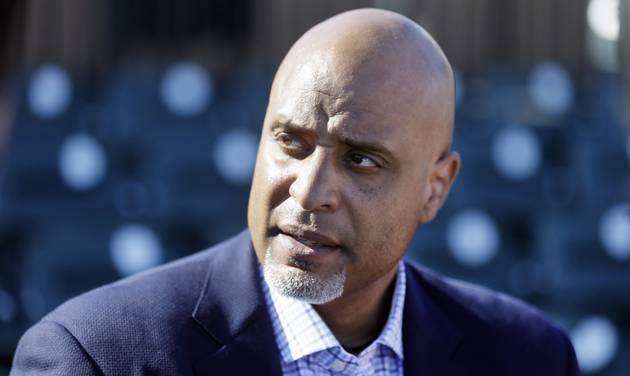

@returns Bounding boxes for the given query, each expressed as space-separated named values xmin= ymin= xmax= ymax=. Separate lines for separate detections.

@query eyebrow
xmin=270 ymin=120 xmax=395 ymax=162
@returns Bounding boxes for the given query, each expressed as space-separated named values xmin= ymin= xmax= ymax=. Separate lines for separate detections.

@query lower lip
xmin=276 ymin=233 xmax=341 ymax=261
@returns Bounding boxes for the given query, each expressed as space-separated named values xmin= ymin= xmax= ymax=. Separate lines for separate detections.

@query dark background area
xmin=1 ymin=0 xmax=629 ymax=374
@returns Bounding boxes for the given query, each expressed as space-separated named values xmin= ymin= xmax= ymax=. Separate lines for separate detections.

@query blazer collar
xmin=402 ymin=261 xmax=463 ymax=376
xmin=192 ymin=230 xmax=282 ymax=375
xmin=189 ymin=231 xmax=463 ymax=375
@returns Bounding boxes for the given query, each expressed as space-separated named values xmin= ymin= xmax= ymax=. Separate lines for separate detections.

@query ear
xmin=419 ymin=151 xmax=460 ymax=224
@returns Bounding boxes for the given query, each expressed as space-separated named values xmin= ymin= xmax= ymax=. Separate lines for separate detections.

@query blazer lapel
xmin=402 ymin=262 xmax=463 ymax=376
xmin=191 ymin=230 xmax=282 ymax=375
xmin=188 ymin=234 xmax=463 ymax=375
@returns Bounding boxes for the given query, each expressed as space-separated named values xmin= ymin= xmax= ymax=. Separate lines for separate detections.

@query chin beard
xmin=263 ymin=247 xmax=346 ymax=305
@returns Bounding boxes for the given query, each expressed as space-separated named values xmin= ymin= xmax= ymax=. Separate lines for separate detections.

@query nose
xmin=289 ymin=148 xmax=340 ymax=212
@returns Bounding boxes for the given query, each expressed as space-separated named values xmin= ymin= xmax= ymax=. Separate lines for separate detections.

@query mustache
xmin=271 ymin=211 xmax=347 ymax=244
xmin=271 ymin=207 xmax=319 ymax=230
xmin=275 ymin=213 xmax=334 ymax=234
xmin=295 ymin=211 xmax=318 ymax=228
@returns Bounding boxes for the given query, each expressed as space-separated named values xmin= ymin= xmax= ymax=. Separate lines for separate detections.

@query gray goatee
xmin=263 ymin=247 xmax=346 ymax=304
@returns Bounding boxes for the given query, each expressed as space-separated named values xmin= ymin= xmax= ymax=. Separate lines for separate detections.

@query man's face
xmin=248 ymin=53 xmax=447 ymax=304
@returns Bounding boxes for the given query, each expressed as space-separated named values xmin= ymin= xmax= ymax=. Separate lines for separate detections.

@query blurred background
xmin=0 ymin=0 xmax=629 ymax=374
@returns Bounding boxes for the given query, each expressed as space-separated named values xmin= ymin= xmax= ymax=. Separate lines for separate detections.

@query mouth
xmin=273 ymin=227 xmax=343 ymax=265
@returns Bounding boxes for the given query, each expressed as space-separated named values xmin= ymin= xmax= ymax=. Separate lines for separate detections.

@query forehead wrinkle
xmin=273 ymin=100 xmax=333 ymax=141
xmin=326 ymin=113 xmax=396 ymax=152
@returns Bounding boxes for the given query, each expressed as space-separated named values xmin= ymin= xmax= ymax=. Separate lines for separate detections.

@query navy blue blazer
xmin=11 ymin=230 xmax=579 ymax=375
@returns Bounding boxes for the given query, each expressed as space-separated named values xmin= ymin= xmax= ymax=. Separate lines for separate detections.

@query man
xmin=11 ymin=9 xmax=579 ymax=375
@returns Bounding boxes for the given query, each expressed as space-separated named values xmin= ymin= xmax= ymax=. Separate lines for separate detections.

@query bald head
xmin=270 ymin=8 xmax=455 ymax=156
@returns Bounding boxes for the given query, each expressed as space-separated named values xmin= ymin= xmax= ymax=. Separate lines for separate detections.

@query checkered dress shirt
xmin=261 ymin=262 xmax=406 ymax=376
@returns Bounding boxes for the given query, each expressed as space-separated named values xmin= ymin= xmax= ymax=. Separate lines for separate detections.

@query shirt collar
xmin=262 ymin=262 xmax=406 ymax=363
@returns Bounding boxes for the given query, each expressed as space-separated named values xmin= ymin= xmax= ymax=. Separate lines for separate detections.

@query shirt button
xmin=330 ymin=359 xmax=346 ymax=372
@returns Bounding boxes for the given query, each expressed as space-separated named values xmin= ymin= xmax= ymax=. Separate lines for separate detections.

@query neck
xmin=313 ymin=265 xmax=399 ymax=349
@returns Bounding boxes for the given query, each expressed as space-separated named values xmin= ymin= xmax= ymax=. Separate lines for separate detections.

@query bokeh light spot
xmin=599 ymin=203 xmax=630 ymax=260
xmin=491 ymin=125 xmax=542 ymax=181
xmin=213 ymin=129 xmax=258 ymax=185
xmin=527 ymin=61 xmax=574 ymax=116
xmin=446 ymin=209 xmax=500 ymax=267
xmin=571 ymin=316 xmax=618 ymax=373
xmin=160 ymin=61 xmax=213 ymax=117
xmin=58 ymin=133 xmax=107 ymax=191
xmin=28 ymin=64 xmax=72 ymax=118
xmin=110 ymin=224 xmax=164 ymax=277
xmin=587 ymin=0 xmax=620 ymax=41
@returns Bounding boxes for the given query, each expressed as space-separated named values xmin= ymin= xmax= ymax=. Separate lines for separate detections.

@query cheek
xmin=249 ymin=149 xmax=294 ymax=259
xmin=249 ymin=147 xmax=289 ymax=221
xmin=254 ymin=145 xmax=294 ymax=206
xmin=350 ymin=207 xmax=417 ymax=284
xmin=346 ymin=178 xmax=422 ymax=258
xmin=350 ymin=175 xmax=421 ymax=221
xmin=345 ymin=213 xmax=411 ymax=290
xmin=266 ymin=165 xmax=293 ymax=209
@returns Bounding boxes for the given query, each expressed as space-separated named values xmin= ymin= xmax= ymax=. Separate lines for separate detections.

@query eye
xmin=272 ymin=132 xmax=310 ymax=158
xmin=274 ymin=132 xmax=301 ymax=148
xmin=346 ymin=153 xmax=379 ymax=168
